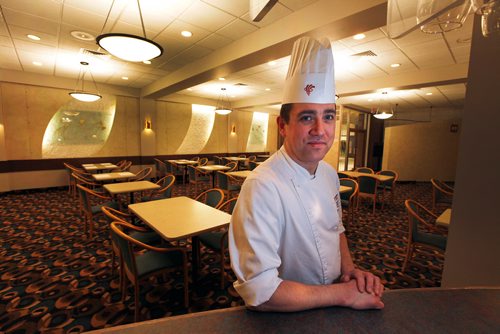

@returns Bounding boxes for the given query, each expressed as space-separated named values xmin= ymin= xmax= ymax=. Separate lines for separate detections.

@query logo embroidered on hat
xmin=304 ymin=84 xmax=315 ymax=96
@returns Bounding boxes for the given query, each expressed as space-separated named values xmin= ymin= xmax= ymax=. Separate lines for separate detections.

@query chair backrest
xmin=216 ymin=171 xmax=229 ymax=190
xmin=198 ymin=157 xmax=208 ymax=166
xmin=337 ymin=172 xmax=349 ymax=179
xmin=120 ymin=161 xmax=132 ymax=171
xmin=110 ymin=222 xmax=138 ymax=281
xmin=102 ymin=206 xmax=130 ymax=224
xmin=195 ymin=188 xmax=225 ymax=208
xmin=225 ymin=161 xmax=238 ymax=172
xmin=76 ymin=183 xmax=110 ymax=214
xmin=248 ymin=155 xmax=257 ymax=162
xmin=249 ymin=161 xmax=258 ymax=171
xmin=377 ymin=170 xmax=398 ymax=186
xmin=217 ymin=197 xmax=238 ymax=214
xmin=339 ymin=178 xmax=358 ymax=203
xmin=355 ymin=167 xmax=374 ymax=174
xmin=64 ymin=162 xmax=83 ymax=173
xmin=154 ymin=174 xmax=176 ymax=199
xmin=154 ymin=158 xmax=167 ymax=177
xmin=187 ymin=165 xmax=196 ymax=180
xmin=191 ymin=157 xmax=200 ymax=163
xmin=134 ymin=167 xmax=152 ymax=181
xmin=72 ymin=172 xmax=100 ymax=188
xmin=213 ymin=156 xmax=223 ymax=165
xmin=357 ymin=175 xmax=379 ymax=195
xmin=405 ymin=199 xmax=421 ymax=241
xmin=238 ymin=154 xmax=246 ymax=158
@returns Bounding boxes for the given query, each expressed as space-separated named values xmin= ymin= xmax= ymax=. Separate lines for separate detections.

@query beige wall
xmin=0 ymin=82 xmax=278 ymax=191
xmin=382 ymin=119 xmax=461 ymax=181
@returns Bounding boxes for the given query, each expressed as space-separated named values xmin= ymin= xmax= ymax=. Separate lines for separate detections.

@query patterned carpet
xmin=0 ymin=180 xmax=448 ymax=333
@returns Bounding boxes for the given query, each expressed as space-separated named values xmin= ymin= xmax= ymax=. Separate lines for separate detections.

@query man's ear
xmin=277 ymin=116 xmax=286 ymax=137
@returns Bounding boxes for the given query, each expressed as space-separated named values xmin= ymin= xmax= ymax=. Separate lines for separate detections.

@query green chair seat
xmin=414 ymin=231 xmax=447 ymax=250
xmin=199 ymin=231 xmax=227 ymax=251
xmin=135 ymin=250 xmax=185 ymax=278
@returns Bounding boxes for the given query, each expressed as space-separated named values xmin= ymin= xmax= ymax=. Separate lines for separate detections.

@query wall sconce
xmin=145 ymin=119 xmax=152 ymax=130
xmin=231 ymin=125 xmax=236 ymax=134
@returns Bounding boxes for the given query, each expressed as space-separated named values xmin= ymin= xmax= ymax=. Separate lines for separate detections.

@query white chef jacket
xmin=228 ymin=146 xmax=344 ymax=306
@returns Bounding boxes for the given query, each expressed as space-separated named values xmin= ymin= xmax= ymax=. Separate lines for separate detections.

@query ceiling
xmin=0 ymin=0 xmax=474 ymax=115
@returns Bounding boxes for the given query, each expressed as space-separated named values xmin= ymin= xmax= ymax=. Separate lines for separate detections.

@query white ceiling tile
xmin=63 ymin=0 xmax=114 ymax=16
xmin=279 ymin=0 xmax=319 ymax=11
xmin=156 ymin=19 xmax=212 ymax=44
xmin=201 ymin=0 xmax=250 ymax=17
xmin=0 ymin=0 xmax=62 ymax=21
xmin=217 ymin=18 xmax=258 ymax=41
xmin=179 ymin=1 xmax=236 ymax=31
xmin=8 ymin=25 xmax=58 ymax=47
xmin=0 ymin=35 xmax=13 ymax=48
xmin=196 ymin=33 xmax=233 ymax=50
xmin=350 ymin=37 xmax=398 ymax=55
xmin=12 ymin=39 xmax=55 ymax=55
xmin=62 ymin=7 xmax=107 ymax=34
xmin=3 ymin=8 xmax=59 ymax=35
xmin=338 ymin=27 xmax=387 ymax=47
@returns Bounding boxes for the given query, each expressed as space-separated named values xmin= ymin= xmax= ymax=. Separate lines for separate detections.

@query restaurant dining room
xmin=0 ymin=0 xmax=498 ymax=333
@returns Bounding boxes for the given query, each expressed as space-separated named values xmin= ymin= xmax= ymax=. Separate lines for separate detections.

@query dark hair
xmin=279 ymin=103 xmax=293 ymax=124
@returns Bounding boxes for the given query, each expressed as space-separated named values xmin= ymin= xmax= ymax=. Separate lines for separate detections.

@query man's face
xmin=278 ymin=103 xmax=336 ymax=173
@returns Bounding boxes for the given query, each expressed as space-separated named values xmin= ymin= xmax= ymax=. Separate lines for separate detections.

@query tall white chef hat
xmin=282 ymin=37 xmax=335 ymax=104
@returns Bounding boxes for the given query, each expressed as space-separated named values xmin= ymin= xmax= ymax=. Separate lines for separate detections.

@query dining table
xmin=103 ymin=180 xmax=160 ymax=204
xmin=87 ymin=287 xmax=500 ymax=334
xmin=341 ymin=170 xmax=394 ymax=182
xmin=226 ymin=170 xmax=252 ymax=179
xmin=197 ymin=164 xmax=231 ymax=187
xmin=167 ymin=159 xmax=198 ymax=184
xmin=128 ymin=196 xmax=231 ymax=282
xmin=436 ymin=208 xmax=452 ymax=227
xmin=82 ymin=163 xmax=118 ymax=173
xmin=92 ymin=171 xmax=135 ymax=182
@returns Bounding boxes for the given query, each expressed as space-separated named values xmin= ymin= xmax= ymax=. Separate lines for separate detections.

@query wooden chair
xmin=114 ymin=160 xmax=132 ymax=172
xmin=63 ymin=162 xmax=84 ymax=196
xmin=357 ymin=175 xmax=382 ymax=214
xmin=338 ymin=171 xmax=350 ymax=179
xmin=132 ymin=167 xmax=152 ymax=181
xmin=216 ymin=171 xmax=241 ymax=198
xmin=198 ymin=157 xmax=209 ymax=166
xmin=355 ymin=167 xmax=374 ymax=174
xmin=225 ymin=161 xmax=238 ymax=172
xmin=187 ymin=165 xmax=211 ymax=190
xmin=198 ymin=197 xmax=238 ymax=289
xmin=194 ymin=188 xmax=225 ymax=209
xmin=402 ymin=200 xmax=447 ymax=273
xmin=141 ymin=174 xmax=176 ymax=202
xmin=377 ymin=170 xmax=398 ymax=203
xmin=101 ymin=206 xmax=163 ymax=281
xmin=76 ymin=184 xmax=119 ymax=239
xmin=339 ymin=178 xmax=358 ymax=225
xmin=248 ymin=161 xmax=258 ymax=171
xmin=110 ymin=221 xmax=189 ymax=322
xmin=72 ymin=172 xmax=102 ymax=190
xmin=153 ymin=158 xmax=167 ymax=181
xmin=166 ymin=161 xmax=184 ymax=183
xmin=431 ymin=178 xmax=454 ymax=212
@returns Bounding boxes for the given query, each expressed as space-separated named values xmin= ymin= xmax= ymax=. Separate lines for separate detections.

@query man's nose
xmin=310 ymin=119 xmax=325 ymax=136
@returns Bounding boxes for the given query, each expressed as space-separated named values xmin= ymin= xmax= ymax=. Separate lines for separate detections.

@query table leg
xmin=191 ymin=236 xmax=200 ymax=282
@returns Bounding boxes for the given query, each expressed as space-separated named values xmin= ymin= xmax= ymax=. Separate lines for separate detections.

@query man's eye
xmin=300 ymin=115 xmax=313 ymax=121
xmin=324 ymin=114 xmax=335 ymax=121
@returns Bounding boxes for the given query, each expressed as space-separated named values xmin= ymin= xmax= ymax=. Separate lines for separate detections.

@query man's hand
xmin=340 ymin=268 xmax=384 ymax=297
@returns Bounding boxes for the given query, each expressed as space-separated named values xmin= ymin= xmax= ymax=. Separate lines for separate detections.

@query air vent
xmin=350 ymin=50 xmax=377 ymax=57
xmin=79 ymin=48 xmax=108 ymax=56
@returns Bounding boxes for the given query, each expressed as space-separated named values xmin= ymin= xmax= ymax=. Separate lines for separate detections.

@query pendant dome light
xmin=215 ymin=88 xmax=232 ymax=115
xmin=96 ymin=0 xmax=163 ymax=62
xmin=69 ymin=61 xmax=102 ymax=102
xmin=373 ymin=92 xmax=394 ymax=120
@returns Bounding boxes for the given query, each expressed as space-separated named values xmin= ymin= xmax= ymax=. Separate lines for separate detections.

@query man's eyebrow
xmin=324 ymin=108 xmax=336 ymax=114
xmin=297 ymin=110 xmax=315 ymax=117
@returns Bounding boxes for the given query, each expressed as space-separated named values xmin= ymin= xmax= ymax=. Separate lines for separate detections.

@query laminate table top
xmin=436 ymin=208 xmax=452 ymax=227
xmin=341 ymin=171 xmax=394 ymax=182
xmin=92 ymin=172 xmax=135 ymax=182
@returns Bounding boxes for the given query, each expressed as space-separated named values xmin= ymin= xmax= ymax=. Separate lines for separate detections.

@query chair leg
xmin=220 ymin=249 xmax=225 ymax=290
xmin=134 ymin=283 xmax=140 ymax=322
xmin=402 ymin=244 xmax=414 ymax=273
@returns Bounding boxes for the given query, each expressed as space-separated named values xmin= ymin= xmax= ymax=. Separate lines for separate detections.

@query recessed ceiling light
xmin=70 ymin=30 xmax=95 ymax=41
xmin=265 ymin=88 xmax=271 ymax=91
xmin=181 ymin=30 xmax=193 ymax=38
xmin=353 ymin=33 xmax=366 ymax=40
xmin=368 ymin=98 xmax=373 ymax=102
xmin=187 ymin=88 xmax=193 ymax=91
xmin=426 ymin=92 xmax=433 ymax=95
xmin=32 ymin=61 xmax=42 ymax=66
xmin=268 ymin=60 xmax=276 ymax=66
xmin=218 ymin=77 xmax=225 ymax=81
xmin=121 ymin=76 xmax=129 ymax=80
xmin=27 ymin=34 xmax=40 ymax=41
xmin=143 ymin=60 xmax=151 ymax=64
xmin=390 ymin=63 xmax=401 ymax=68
